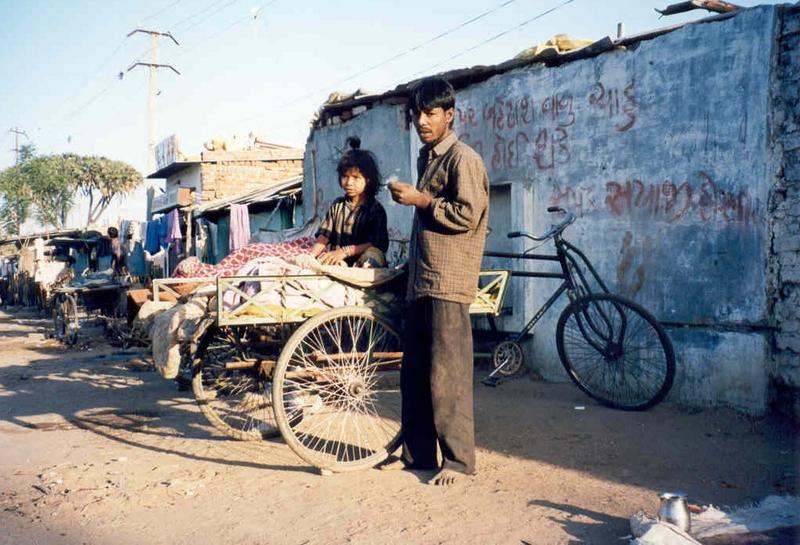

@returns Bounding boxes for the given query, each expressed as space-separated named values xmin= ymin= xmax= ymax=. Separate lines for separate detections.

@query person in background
xmin=387 ymin=76 xmax=489 ymax=486
xmin=310 ymin=136 xmax=389 ymax=268
xmin=108 ymin=227 xmax=127 ymax=276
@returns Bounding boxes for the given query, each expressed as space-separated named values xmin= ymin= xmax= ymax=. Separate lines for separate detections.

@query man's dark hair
xmin=337 ymin=136 xmax=382 ymax=199
xmin=107 ymin=227 xmax=119 ymax=238
xmin=409 ymin=77 xmax=456 ymax=115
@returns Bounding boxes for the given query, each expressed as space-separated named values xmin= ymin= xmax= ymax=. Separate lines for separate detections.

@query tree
xmin=0 ymin=148 xmax=143 ymax=232
xmin=26 ymin=155 xmax=77 ymax=229
xmin=0 ymin=144 xmax=37 ymax=235
xmin=72 ymin=156 xmax=143 ymax=226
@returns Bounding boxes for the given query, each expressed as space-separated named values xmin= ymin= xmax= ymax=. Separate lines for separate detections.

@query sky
xmin=0 ymin=0 xmax=784 ymax=229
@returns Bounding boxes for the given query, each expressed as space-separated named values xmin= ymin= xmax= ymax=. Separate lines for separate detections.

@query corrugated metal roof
xmin=0 ymin=228 xmax=87 ymax=247
xmin=314 ymin=9 xmax=742 ymax=126
xmin=195 ymin=176 xmax=303 ymax=215
xmin=147 ymin=147 xmax=303 ymax=179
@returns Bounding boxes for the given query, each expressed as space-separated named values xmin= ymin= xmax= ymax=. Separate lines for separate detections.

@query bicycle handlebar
xmin=507 ymin=207 xmax=576 ymax=241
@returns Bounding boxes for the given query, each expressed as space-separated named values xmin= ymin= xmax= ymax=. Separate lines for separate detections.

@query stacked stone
xmin=769 ymin=5 xmax=800 ymax=418
xmin=199 ymin=159 xmax=302 ymax=202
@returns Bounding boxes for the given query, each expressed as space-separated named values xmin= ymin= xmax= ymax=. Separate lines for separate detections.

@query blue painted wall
xmin=303 ymin=6 xmax=781 ymax=413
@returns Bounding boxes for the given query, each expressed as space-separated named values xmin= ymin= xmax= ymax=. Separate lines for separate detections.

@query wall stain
xmin=617 ymin=231 xmax=646 ymax=298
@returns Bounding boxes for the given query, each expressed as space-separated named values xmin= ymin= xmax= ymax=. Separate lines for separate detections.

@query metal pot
xmin=658 ymin=491 xmax=691 ymax=533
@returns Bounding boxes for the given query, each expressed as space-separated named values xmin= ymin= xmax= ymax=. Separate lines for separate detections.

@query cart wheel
xmin=491 ymin=340 xmax=524 ymax=376
xmin=272 ymin=306 xmax=403 ymax=472
xmin=191 ymin=323 xmax=278 ymax=440
xmin=52 ymin=294 xmax=78 ymax=346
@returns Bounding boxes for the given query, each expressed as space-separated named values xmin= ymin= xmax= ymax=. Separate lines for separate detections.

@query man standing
xmin=387 ymin=77 xmax=489 ymax=486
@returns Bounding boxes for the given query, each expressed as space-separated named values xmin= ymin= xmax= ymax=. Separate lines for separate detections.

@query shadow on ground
xmin=1 ymin=307 xmax=797 ymax=507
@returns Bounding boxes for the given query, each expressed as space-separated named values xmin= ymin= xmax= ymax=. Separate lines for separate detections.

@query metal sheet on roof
xmin=195 ymin=176 xmax=303 ymax=215
xmin=314 ymin=8 xmax=744 ymax=124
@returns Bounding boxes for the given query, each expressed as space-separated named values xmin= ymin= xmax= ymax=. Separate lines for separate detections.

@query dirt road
xmin=0 ymin=307 xmax=796 ymax=545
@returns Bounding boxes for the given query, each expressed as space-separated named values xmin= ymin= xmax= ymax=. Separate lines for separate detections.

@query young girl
xmin=310 ymin=137 xmax=389 ymax=267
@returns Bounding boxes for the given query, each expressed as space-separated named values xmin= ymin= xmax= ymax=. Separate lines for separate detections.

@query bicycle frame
xmin=482 ymin=231 xmax=612 ymax=380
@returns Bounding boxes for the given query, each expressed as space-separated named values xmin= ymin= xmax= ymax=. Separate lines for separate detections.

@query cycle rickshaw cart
xmin=185 ymin=263 xmax=511 ymax=473
xmin=183 ymin=207 xmax=675 ymax=473
xmin=52 ymin=278 xmax=129 ymax=346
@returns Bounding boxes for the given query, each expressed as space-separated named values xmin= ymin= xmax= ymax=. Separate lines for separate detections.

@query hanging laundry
xmin=144 ymin=220 xmax=161 ymax=254
xmin=166 ymin=209 xmax=182 ymax=253
xmin=229 ymin=204 xmax=251 ymax=252
xmin=157 ymin=215 xmax=169 ymax=250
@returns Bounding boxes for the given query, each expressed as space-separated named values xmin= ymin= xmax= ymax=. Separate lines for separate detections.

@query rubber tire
xmin=491 ymin=340 xmax=524 ymax=377
xmin=52 ymin=294 xmax=78 ymax=346
xmin=556 ymin=292 xmax=675 ymax=411
xmin=272 ymin=306 xmax=403 ymax=472
xmin=191 ymin=322 xmax=278 ymax=441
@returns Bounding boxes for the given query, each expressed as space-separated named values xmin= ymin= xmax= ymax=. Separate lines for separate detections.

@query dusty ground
xmin=0 ymin=307 xmax=797 ymax=545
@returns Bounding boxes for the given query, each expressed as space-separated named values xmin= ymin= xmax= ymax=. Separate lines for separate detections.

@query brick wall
xmin=768 ymin=5 xmax=800 ymax=413
xmin=199 ymin=159 xmax=302 ymax=202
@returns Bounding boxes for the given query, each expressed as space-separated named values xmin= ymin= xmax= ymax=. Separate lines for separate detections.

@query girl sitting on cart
xmin=310 ymin=136 xmax=389 ymax=268
xmin=172 ymin=137 xmax=389 ymax=279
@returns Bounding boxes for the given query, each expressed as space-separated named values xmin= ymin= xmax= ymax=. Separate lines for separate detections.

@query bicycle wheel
xmin=52 ymin=293 xmax=78 ymax=346
xmin=272 ymin=306 xmax=403 ymax=472
xmin=556 ymin=293 xmax=675 ymax=411
xmin=191 ymin=323 xmax=278 ymax=440
xmin=492 ymin=340 xmax=524 ymax=376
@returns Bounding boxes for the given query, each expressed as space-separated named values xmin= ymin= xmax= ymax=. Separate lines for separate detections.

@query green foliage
xmin=0 ymin=144 xmax=36 ymax=235
xmin=26 ymin=155 xmax=77 ymax=229
xmin=71 ymin=155 xmax=143 ymax=225
xmin=0 ymin=148 xmax=143 ymax=233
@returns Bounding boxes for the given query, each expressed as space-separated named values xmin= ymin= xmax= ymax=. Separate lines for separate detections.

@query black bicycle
xmin=482 ymin=206 xmax=675 ymax=411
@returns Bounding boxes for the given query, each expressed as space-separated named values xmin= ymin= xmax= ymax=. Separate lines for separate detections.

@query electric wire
xmin=167 ymin=0 xmax=234 ymax=32
xmin=233 ymin=0 xmax=525 ymax=126
xmin=140 ymin=0 xmax=184 ymax=24
xmin=406 ymin=0 xmax=576 ymax=79
xmin=173 ymin=0 xmax=279 ymax=60
xmin=179 ymin=0 xmax=238 ymax=34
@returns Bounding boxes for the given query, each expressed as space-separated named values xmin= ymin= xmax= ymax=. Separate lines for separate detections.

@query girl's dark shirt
xmin=316 ymin=197 xmax=389 ymax=257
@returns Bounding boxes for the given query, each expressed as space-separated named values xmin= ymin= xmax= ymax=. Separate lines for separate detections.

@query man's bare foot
xmin=428 ymin=468 xmax=462 ymax=486
xmin=377 ymin=457 xmax=407 ymax=471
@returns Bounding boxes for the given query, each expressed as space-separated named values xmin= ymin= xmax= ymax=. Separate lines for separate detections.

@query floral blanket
xmin=172 ymin=237 xmax=315 ymax=278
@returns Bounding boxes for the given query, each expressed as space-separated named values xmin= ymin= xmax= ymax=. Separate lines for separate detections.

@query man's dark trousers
xmin=400 ymin=296 xmax=475 ymax=474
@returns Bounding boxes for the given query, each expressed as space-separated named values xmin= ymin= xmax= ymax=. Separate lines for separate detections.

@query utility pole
xmin=9 ymin=127 xmax=30 ymax=164
xmin=125 ymin=29 xmax=180 ymax=176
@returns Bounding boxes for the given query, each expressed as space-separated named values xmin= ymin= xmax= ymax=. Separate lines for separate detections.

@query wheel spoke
xmin=274 ymin=308 xmax=402 ymax=470
xmin=557 ymin=294 xmax=674 ymax=410
xmin=192 ymin=326 xmax=277 ymax=440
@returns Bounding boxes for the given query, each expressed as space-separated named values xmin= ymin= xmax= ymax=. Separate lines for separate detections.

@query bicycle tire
xmin=191 ymin=323 xmax=278 ymax=441
xmin=556 ymin=292 xmax=675 ymax=411
xmin=272 ymin=306 xmax=403 ymax=472
xmin=52 ymin=294 xmax=66 ymax=340
xmin=52 ymin=294 xmax=78 ymax=346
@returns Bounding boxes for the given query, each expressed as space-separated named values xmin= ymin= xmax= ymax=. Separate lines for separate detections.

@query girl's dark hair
xmin=409 ymin=77 xmax=455 ymax=115
xmin=336 ymin=136 xmax=381 ymax=199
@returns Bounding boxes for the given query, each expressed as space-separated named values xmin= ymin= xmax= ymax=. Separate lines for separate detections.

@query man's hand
xmin=319 ymin=248 xmax=348 ymax=265
xmin=387 ymin=181 xmax=431 ymax=209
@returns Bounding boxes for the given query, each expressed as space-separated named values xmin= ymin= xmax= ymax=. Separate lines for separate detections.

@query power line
xmin=406 ymin=0 xmax=576 ymax=79
xmin=234 ymin=0 xmax=523 ymax=125
xmin=39 ymin=35 xmax=135 ymax=130
xmin=174 ymin=0 xmax=279 ymax=59
xmin=318 ymin=0 xmax=519 ymax=94
xmin=167 ymin=0 xmax=233 ymax=32
xmin=240 ymin=0 xmax=577 ymax=135
xmin=126 ymin=29 xmax=181 ymax=174
xmin=63 ymin=81 xmax=117 ymax=121
xmin=169 ymin=0 xmax=277 ymax=62
xmin=9 ymin=127 xmax=31 ymax=164
xmin=180 ymin=0 xmax=238 ymax=34
xmin=140 ymin=0 xmax=184 ymax=24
